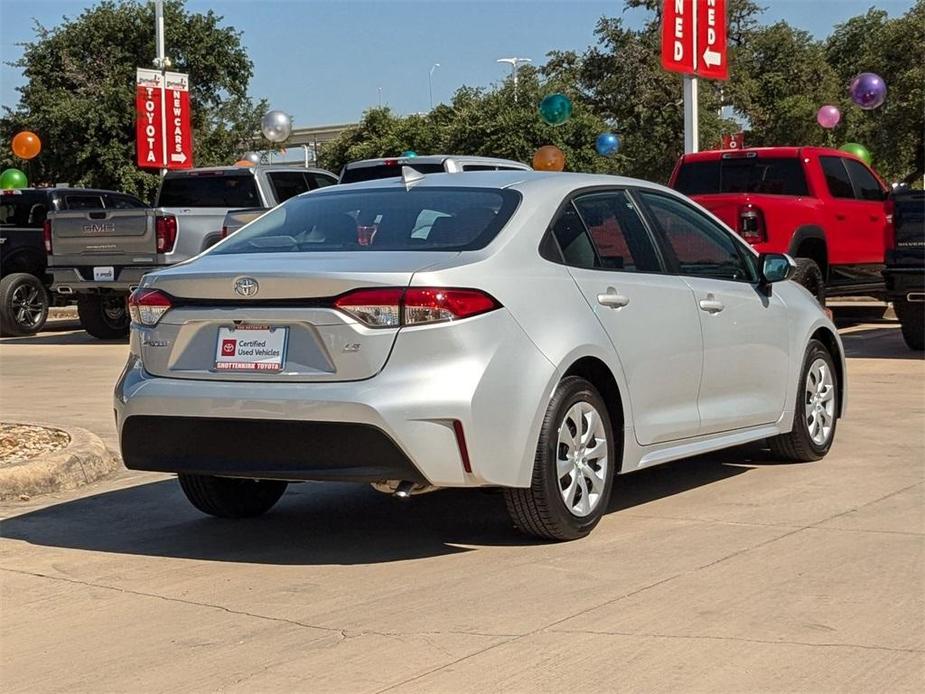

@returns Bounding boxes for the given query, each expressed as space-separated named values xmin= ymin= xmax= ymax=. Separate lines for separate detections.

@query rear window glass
xmin=158 ymin=173 xmax=260 ymax=207
xmin=340 ymin=163 xmax=446 ymax=184
xmin=674 ymin=157 xmax=809 ymax=196
xmin=0 ymin=193 xmax=48 ymax=228
xmin=212 ymin=187 xmax=520 ymax=254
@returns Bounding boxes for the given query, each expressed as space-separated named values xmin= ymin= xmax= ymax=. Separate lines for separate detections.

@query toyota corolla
xmin=116 ymin=169 xmax=845 ymax=540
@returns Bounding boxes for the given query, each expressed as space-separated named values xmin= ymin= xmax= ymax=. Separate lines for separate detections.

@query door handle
xmin=835 ymin=213 xmax=847 ymax=221
xmin=699 ymin=298 xmax=725 ymax=313
xmin=597 ymin=292 xmax=630 ymax=309
xmin=869 ymin=215 xmax=880 ymax=222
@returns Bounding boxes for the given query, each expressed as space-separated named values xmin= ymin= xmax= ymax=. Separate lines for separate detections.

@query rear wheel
xmin=894 ymin=299 xmax=924 ymax=351
xmin=0 ymin=273 xmax=48 ymax=337
xmin=791 ymin=258 xmax=826 ymax=305
xmin=178 ymin=474 xmax=288 ymax=518
xmin=504 ymin=376 xmax=616 ymax=541
xmin=768 ymin=339 xmax=838 ymax=462
xmin=77 ymin=294 xmax=130 ymax=339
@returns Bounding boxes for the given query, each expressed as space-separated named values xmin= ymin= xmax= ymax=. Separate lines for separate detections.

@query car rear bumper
xmin=114 ymin=310 xmax=557 ymax=488
xmin=50 ymin=266 xmax=160 ymax=293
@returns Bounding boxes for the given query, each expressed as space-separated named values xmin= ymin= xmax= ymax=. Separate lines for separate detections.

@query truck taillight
xmin=155 ymin=215 xmax=177 ymax=253
xmin=738 ymin=204 xmax=766 ymax=244
xmin=43 ymin=219 xmax=52 ymax=254
xmin=220 ymin=225 xmax=229 ymax=239
xmin=884 ymin=198 xmax=896 ymax=250
xmin=334 ymin=287 xmax=501 ymax=328
xmin=128 ymin=288 xmax=172 ymax=326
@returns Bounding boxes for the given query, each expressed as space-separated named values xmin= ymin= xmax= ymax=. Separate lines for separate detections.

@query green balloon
xmin=839 ymin=142 xmax=872 ymax=166
xmin=0 ymin=168 xmax=28 ymax=190
xmin=539 ymin=93 xmax=573 ymax=126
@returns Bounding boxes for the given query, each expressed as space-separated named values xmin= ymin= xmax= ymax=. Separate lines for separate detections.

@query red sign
xmin=136 ymin=69 xmax=165 ymax=168
xmin=135 ymin=68 xmax=193 ymax=170
xmin=721 ymin=132 xmax=744 ymax=149
xmin=660 ymin=0 xmax=728 ymax=80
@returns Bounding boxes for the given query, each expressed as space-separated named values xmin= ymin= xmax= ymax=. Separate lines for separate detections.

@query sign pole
xmin=683 ymin=75 xmax=699 ymax=154
xmin=155 ymin=0 xmax=167 ymax=177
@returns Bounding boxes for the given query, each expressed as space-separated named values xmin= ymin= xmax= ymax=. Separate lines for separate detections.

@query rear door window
xmin=308 ymin=172 xmax=337 ymax=188
xmin=843 ymin=159 xmax=886 ymax=201
xmin=819 ymin=156 xmax=855 ymax=199
xmin=267 ymin=172 xmax=311 ymax=203
xmin=674 ymin=157 xmax=808 ymax=196
xmin=572 ymin=191 xmax=662 ymax=272
xmin=158 ymin=173 xmax=260 ymax=207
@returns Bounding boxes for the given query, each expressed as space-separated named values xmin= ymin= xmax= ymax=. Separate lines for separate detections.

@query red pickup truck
xmin=669 ymin=147 xmax=893 ymax=302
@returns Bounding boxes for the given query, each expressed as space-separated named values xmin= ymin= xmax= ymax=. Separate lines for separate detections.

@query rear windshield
xmin=0 ymin=193 xmax=48 ymax=228
xmin=674 ymin=157 xmax=809 ymax=196
xmin=340 ymin=163 xmax=446 ymax=184
xmin=212 ymin=187 xmax=521 ymax=254
xmin=158 ymin=173 xmax=260 ymax=207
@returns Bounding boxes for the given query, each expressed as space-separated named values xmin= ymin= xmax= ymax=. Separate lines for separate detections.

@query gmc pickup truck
xmin=669 ymin=147 xmax=893 ymax=304
xmin=47 ymin=165 xmax=336 ymax=338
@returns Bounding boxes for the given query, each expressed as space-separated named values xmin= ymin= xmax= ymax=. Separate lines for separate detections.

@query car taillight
xmin=43 ymin=219 xmax=52 ymax=254
xmin=128 ymin=288 xmax=172 ymax=326
xmin=333 ymin=287 xmax=501 ymax=328
xmin=220 ymin=225 xmax=229 ymax=239
xmin=155 ymin=215 xmax=177 ymax=253
xmin=738 ymin=204 xmax=766 ymax=244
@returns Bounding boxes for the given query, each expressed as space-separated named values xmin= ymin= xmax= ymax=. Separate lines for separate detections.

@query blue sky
xmin=0 ymin=0 xmax=916 ymax=127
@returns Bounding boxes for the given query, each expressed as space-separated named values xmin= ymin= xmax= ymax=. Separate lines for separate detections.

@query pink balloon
xmin=817 ymin=105 xmax=841 ymax=129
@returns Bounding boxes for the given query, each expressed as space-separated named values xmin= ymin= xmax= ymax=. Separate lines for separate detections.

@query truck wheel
xmin=791 ymin=258 xmax=826 ymax=305
xmin=178 ymin=474 xmax=288 ymax=518
xmin=0 ymin=273 xmax=49 ymax=337
xmin=895 ymin=299 xmax=924 ymax=351
xmin=77 ymin=294 xmax=130 ymax=339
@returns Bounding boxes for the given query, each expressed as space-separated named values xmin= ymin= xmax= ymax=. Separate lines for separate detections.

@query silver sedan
xmin=117 ymin=170 xmax=845 ymax=540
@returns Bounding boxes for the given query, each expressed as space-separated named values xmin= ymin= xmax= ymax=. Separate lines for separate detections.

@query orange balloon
xmin=12 ymin=131 xmax=41 ymax=160
xmin=234 ymin=159 xmax=256 ymax=167
xmin=532 ymin=145 xmax=565 ymax=172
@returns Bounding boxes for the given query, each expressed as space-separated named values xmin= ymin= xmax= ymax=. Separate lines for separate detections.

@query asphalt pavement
xmin=0 ymin=317 xmax=922 ymax=692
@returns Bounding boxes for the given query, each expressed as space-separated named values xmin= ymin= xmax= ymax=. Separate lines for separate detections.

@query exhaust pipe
xmin=906 ymin=292 xmax=925 ymax=303
xmin=370 ymin=480 xmax=441 ymax=498
xmin=393 ymin=480 xmax=416 ymax=500
xmin=57 ymin=286 xmax=74 ymax=295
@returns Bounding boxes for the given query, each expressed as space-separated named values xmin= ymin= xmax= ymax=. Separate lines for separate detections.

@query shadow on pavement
xmin=1 ymin=453 xmax=754 ymax=565
xmin=0 ymin=329 xmax=126 ymax=346
xmin=840 ymin=325 xmax=923 ymax=360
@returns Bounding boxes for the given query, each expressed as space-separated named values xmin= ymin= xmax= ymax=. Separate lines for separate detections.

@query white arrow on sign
xmin=703 ymin=48 xmax=722 ymax=67
xmin=170 ymin=152 xmax=187 ymax=163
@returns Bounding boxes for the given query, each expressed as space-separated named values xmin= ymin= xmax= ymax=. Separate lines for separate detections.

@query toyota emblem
xmin=234 ymin=277 xmax=259 ymax=297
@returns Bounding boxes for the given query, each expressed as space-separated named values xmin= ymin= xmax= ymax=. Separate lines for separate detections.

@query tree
xmin=0 ymin=0 xmax=265 ymax=201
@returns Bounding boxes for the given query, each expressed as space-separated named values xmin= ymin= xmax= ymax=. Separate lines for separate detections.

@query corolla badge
xmin=234 ymin=277 xmax=259 ymax=297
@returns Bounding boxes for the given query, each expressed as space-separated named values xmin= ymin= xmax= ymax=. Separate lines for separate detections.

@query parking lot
xmin=1 ymin=314 xmax=923 ymax=692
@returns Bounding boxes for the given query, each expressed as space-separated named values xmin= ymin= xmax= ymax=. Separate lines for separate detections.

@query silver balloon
xmin=260 ymin=110 xmax=292 ymax=143
xmin=243 ymin=151 xmax=261 ymax=165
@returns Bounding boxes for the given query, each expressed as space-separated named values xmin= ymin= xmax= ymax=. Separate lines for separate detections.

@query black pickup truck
xmin=0 ymin=188 xmax=146 ymax=336
xmin=883 ymin=189 xmax=924 ymax=351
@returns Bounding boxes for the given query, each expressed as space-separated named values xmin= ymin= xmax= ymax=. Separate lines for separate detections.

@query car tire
xmin=791 ymin=258 xmax=826 ymax=305
xmin=0 ymin=272 xmax=49 ymax=337
xmin=504 ymin=376 xmax=616 ymax=541
xmin=178 ymin=474 xmax=288 ymax=519
xmin=768 ymin=339 xmax=838 ymax=462
xmin=894 ymin=299 xmax=924 ymax=351
xmin=77 ymin=294 xmax=130 ymax=339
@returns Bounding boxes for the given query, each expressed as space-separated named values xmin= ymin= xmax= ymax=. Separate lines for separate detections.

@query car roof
xmin=163 ymin=165 xmax=336 ymax=177
xmin=343 ymin=155 xmax=530 ymax=169
xmin=681 ymin=146 xmax=855 ymax=162
xmin=0 ymin=187 xmax=141 ymax=197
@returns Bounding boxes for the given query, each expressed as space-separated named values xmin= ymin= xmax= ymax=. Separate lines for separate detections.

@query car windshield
xmin=158 ymin=173 xmax=260 ymax=207
xmin=340 ymin=163 xmax=446 ymax=184
xmin=674 ymin=156 xmax=809 ymax=196
xmin=212 ymin=186 xmax=520 ymax=254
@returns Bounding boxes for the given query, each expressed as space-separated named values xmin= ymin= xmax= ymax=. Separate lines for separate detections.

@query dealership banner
xmin=135 ymin=68 xmax=193 ymax=170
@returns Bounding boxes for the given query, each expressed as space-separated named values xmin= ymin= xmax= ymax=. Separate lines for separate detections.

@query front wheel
xmin=178 ymin=474 xmax=288 ymax=518
xmin=77 ymin=294 xmax=130 ymax=339
xmin=768 ymin=339 xmax=838 ymax=462
xmin=504 ymin=376 xmax=616 ymax=541
xmin=0 ymin=272 xmax=49 ymax=336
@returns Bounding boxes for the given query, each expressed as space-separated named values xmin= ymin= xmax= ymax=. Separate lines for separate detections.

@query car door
xmin=636 ymin=190 xmax=791 ymax=434
xmin=842 ymin=157 xmax=890 ymax=264
xmin=818 ymin=155 xmax=877 ymax=266
xmin=550 ymin=190 xmax=703 ymax=445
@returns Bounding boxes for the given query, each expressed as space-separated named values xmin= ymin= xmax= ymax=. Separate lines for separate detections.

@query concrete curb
xmin=0 ymin=423 xmax=119 ymax=501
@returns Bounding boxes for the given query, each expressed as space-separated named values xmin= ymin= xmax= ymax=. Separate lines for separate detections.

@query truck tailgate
xmin=49 ymin=208 xmax=158 ymax=266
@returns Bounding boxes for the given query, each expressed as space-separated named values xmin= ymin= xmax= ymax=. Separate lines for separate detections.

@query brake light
xmin=43 ymin=219 xmax=52 ymax=254
xmin=221 ymin=225 xmax=229 ymax=239
xmin=383 ymin=159 xmax=398 ymax=167
xmin=333 ymin=287 xmax=501 ymax=327
xmin=128 ymin=288 xmax=172 ymax=326
xmin=738 ymin=204 xmax=767 ymax=244
xmin=155 ymin=215 xmax=177 ymax=253
xmin=884 ymin=198 xmax=896 ymax=250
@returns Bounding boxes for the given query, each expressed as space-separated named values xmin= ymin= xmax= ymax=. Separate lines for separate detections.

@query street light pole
xmin=428 ymin=63 xmax=440 ymax=110
xmin=378 ymin=87 xmax=382 ymax=109
xmin=154 ymin=0 xmax=167 ymax=176
xmin=496 ymin=57 xmax=532 ymax=102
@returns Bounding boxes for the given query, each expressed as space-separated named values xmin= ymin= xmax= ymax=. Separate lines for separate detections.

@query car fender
xmin=788 ymin=225 xmax=827 ymax=257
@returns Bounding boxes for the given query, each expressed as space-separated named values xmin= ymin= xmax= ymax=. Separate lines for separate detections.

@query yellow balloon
xmin=532 ymin=145 xmax=565 ymax=172
xmin=12 ymin=131 xmax=41 ymax=160
xmin=234 ymin=159 xmax=256 ymax=167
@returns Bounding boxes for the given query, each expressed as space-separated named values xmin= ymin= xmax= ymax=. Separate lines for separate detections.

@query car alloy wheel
xmin=556 ymin=401 xmax=609 ymax=518
xmin=11 ymin=282 xmax=45 ymax=330
xmin=804 ymin=357 xmax=836 ymax=446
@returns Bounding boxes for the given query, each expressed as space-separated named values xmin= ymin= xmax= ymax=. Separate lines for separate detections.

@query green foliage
xmin=0 ymin=0 xmax=265 ymax=201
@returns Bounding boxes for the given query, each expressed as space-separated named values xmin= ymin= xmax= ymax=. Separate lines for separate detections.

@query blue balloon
xmin=595 ymin=132 xmax=620 ymax=156
xmin=401 ymin=150 xmax=417 ymax=158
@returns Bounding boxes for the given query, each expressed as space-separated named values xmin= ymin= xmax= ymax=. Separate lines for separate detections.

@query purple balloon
xmin=816 ymin=105 xmax=841 ymax=129
xmin=849 ymin=72 xmax=887 ymax=110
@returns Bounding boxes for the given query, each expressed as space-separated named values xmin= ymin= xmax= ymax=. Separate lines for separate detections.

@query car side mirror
xmin=759 ymin=253 xmax=795 ymax=286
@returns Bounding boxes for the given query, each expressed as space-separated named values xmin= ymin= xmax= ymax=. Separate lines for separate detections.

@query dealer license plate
xmin=214 ymin=325 xmax=288 ymax=372
xmin=93 ymin=266 xmax=115 ymax=282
